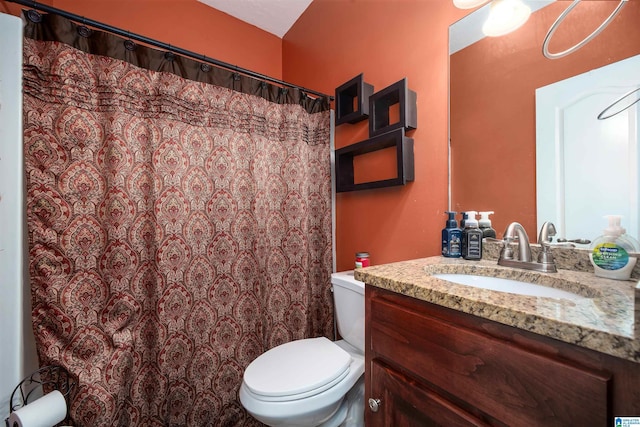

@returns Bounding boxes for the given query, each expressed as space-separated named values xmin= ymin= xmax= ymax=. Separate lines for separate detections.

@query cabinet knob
xmin=368 ymin=397 xmax=382 ymax=412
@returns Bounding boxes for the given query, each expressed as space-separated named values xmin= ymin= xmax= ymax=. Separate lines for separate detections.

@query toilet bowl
xmin=239 ymin=271 xmax=365 ymax=427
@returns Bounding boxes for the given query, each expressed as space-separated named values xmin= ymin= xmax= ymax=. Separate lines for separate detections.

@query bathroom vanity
xmin=356 ymin=250 xmax=640 ymax=426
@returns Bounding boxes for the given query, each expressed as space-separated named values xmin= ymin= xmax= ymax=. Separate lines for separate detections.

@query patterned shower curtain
xmin=22 ymin=13 xmax=333 ymax=427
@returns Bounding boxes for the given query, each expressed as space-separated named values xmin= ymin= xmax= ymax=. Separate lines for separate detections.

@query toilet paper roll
xmin=7 ymin=390 xmax=67 ymax=427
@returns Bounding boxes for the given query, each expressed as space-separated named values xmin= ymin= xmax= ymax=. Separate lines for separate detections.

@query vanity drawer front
xmin=370 ymin=360 xmax=491 ymax=427
xmin=369 ymin=295 xmax=611 ymax=426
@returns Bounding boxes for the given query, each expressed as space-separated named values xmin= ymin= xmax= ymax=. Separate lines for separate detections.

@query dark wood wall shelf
xmin=335 ymin=129 xmax=414 ymax=193
xmin=369 ymin=78 xmax=417 ymax=137
xmin=335 ymin=74 xmax=374 ymax=125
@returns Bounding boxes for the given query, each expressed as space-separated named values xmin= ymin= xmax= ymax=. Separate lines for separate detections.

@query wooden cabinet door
xmin=368 ymin=361 xmax=492 ymax=427
xmin=369 ymin=293 xmax=611 ymax=426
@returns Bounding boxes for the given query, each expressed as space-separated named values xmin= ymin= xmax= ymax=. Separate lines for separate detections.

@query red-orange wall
xmin=450 ymin=1 xmax=640 ymax=242
xmin=284 ymin=1 xmax=466 ymax=271
xmin=1 ymin=0 xmax=282 ymax=79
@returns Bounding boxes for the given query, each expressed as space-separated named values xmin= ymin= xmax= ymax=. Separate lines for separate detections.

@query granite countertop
xmin=354 ymin=245 xmax=640 ymax=363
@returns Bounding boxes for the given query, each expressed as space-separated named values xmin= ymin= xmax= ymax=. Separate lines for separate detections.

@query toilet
xmin=239 ymin=271 xmax=365 ymax=427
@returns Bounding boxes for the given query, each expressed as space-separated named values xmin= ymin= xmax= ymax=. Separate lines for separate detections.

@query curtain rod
xmin=7 ymin=0 xmax=334 ymax=101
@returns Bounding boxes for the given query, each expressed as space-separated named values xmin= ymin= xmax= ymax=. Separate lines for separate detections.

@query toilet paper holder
xmin=5 ymin=365 xmax=75 ymax=427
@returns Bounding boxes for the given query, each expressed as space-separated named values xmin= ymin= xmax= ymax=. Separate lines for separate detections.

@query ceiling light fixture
xmin=453 ymin=0 xmax=490 ymax=9
xmin=482 ymin=0 xmax=532 ymax=37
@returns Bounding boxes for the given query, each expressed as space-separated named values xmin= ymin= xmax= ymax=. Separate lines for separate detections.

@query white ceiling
xmin=197 ymin=0 xmax=313 ymax=38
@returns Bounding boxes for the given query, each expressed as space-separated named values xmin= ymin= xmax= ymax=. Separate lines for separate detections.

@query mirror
xmin=449 ymin=0 xmax=640 ymax=242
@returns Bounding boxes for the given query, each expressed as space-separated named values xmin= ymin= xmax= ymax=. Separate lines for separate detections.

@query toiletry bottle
xmin=589 ymin=215 xmax=639 ymax=280
xmin=461 ymin=211 xmax=482 ymax=260
xmin=442 ymin=211 xmax=462 ymax=258
xmin=478 ymin=211 xmax=497 ymax=239
xmin=459 ymin=211 xmax=469 ymax=230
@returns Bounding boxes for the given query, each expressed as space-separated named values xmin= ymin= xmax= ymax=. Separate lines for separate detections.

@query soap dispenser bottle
xmin=442 ymin=211 xmax=462 ymax=258
xmin=589 ymin=215 xmax=639 ymax=280
xmin=461 ymin=211 xmax=483 ymax=260
xmin=478 ymin=211 xmax=497 ymax=239
xmin=459 ymin=211 xmax=469 ymax=230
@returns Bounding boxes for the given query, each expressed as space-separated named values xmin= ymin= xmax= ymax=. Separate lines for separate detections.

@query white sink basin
xmin=432 ymin=273 xmax=585 ymax=301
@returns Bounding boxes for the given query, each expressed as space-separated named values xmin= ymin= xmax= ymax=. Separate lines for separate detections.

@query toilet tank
xmin=331 ymin=271 xmax=365 ymax=353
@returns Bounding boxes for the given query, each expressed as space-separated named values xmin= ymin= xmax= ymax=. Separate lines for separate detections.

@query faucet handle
xmin=557 ymin=238 xmax=591 ymax=245
xmin=537 ymin=221 xmax=558 ymax=272
xmin=499 ymin=236 xmax=515 ymax=260
xmin=538 ymin=221 xmax=557 ymax=246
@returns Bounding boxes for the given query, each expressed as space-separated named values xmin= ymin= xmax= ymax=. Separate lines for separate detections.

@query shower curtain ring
xmin=163 ymin=45 xmax=175 ymax=61
xmin=26 ymin=9 xmax=42 ymax=23
xmin=77 ymin=17 xmax=92 ymax=38
xmin=124 ymin=32 xmax=136 ymax=51
xmin=199 ymin=55 xmax=211 ymax=72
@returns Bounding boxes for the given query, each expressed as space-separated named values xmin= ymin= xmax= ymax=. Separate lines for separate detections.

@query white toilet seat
xmin=243 ymin=337 xmax=352 ymax=402
xmin=240 ymin=339 xmax=365 ymax=427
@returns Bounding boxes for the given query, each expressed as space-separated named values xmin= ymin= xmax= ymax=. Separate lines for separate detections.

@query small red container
xmin=355 ymin=252 xmax=370 ymax=269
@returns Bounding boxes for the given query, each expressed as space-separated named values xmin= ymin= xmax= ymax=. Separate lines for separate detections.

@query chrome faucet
xmin=498 ymin=221 xmax=558 ymax=273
